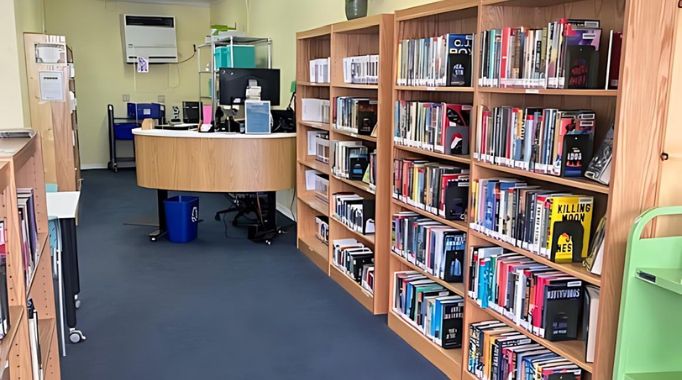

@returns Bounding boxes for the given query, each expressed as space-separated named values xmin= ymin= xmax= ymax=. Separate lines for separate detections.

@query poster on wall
xmin=38 ymin=71 xmax=65 ymax=101
xmin=137 ymin=57 xmax=149 ymax=73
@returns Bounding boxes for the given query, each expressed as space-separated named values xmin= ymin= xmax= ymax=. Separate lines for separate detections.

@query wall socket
xmin=158 ymin=95 xmax=166 ymax=104
xmin=122 ymin=94 xmax=130 ymax=102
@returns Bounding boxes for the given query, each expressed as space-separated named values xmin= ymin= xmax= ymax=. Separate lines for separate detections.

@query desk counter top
xmin=132 ymin=128 xmax=296 ymax=139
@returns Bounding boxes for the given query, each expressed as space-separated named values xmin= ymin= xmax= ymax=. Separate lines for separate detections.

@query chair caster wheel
xmin=265 ymin=240 xmax=272 ymax=245
xmin=69 ymin=330 xmax=86 ymax=344
xmin=74 ymin=298 xmax=81 ymax=310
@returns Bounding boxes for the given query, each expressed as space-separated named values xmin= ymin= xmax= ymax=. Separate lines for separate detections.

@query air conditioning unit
xmin=122 ymin=15 xmax=178 ymax=64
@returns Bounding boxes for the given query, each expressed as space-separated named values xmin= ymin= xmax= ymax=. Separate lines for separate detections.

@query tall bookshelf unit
xmin=0 ymin=135 xmax=61 ymax=379
xmin=296 ymin=14 xmax=394 ymax=315
xmin=381 ymin=0 xmax=677 ymax=379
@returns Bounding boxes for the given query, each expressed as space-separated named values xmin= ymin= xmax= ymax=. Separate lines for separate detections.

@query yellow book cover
xmin=546 ymin=195 xmax=594 ymax=263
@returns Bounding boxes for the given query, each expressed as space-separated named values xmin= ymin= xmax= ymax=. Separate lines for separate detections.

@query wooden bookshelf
xmin=384 ymin=0 xmax=674 ymax=379
xmin=296 ymin=14 xmax=394 ymax=315
xmin=0 ymin=135 xmax=61 ymax=379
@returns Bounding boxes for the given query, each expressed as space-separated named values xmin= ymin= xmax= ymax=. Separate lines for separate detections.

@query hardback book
xmin=606 ymin=31 xmax=623 ymax=89
xmin=582 ymin=285 xmax=600 ymax=363
xmin=442 ymin=233 xmax=466 ymax=282
xmin=585 ymin=126 xmax=614 ymax=185
xmin=447 ymin=34 xmax=474 ymax=87
xmin=444 ymin=178 xmax=469 ymax=221
xmin=541 ymin=277 xmax=583 ymax=341
xmin=561 ymin=134 xmax=594 ymax=177
xmin=547 ymin=195 xmax=594 ymax=263
xmin=355 ymin=99 xmax=378 ymax=135
xmin=443 ymin=104 xmax=471 ymax=155
xmin=563 ymin=26 xmax=601 ymax=89
xmin=438 ymin=297 xmax=465 ymax=348
xmin=348 ymin=157 xmax=368 ymax=181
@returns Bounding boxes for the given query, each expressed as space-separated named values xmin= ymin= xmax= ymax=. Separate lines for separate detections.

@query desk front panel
xmin=134 ymin=135 xmax=295 ymax=192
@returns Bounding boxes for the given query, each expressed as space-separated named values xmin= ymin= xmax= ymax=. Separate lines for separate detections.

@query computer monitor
xmin=218 ymin=68 xmax=280 ymax=106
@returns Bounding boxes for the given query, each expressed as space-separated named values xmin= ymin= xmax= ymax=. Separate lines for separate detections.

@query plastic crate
xmin=113 ymin=123 xmax=138 ymax=141
xmin=214 ymin=46 xmax=256 ymax=69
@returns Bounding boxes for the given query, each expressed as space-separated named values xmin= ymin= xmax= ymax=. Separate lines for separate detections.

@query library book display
xmin=296 ymin=0 xmax=680 ymax=379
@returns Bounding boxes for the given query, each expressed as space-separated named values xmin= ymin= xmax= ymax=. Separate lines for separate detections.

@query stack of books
xmin=392 ymin=159 xmax=469 ymax=221
xmin=396 ymin=34 xmax=474 ymax=87
xmin=309 ymin=57 xmax=330 ymax=83
xmin=391 ymin=212 xmax=466 ymax=283
xmin=478 ymin=19 xmax=621 ymax=90
xmin=332 ymin=238 xmax=374 ymax=294
xmin=301 ymin=98 xmax=330 ymax=123
xmin=393 ymin=271 xmax=464 ymax=348
xmin=343 ymin=55 xmax=379 ymax=84
xmin=471 ymin=178 xmax=595 ymax=264
xmin=333 ymin=193 xmax=375 ymax=235
xmin=334 ymin=97 xmax=378 ymax=135
xmin=393 ymin=101 xmax=471 ymax=155
xmin=473 ymin=106 xmax=595 ymax=177
xmin=468 ymin=247 xmax=584 ymax=341
xmin=468 ymin=320 xmax=583 ymax=379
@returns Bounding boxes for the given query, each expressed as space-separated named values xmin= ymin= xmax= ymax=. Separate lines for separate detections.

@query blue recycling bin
xmin=163 ymin=196 xmax=199 ymax=243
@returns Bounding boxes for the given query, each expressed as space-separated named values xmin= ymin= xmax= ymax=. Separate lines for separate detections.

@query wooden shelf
xmin=332 ymin=83 xmax=379 ymax=90
xmin=394 ymin=144 xmax=471 ymax=164
xmin=38 ymin=317 xmax=56 ymax=371
xmin=299 ymin=120 xmax=330 ymax=131
xmin=332 ymin=128 xmax=377 ymax=143
xmin=298 ymin=192 xmax=329 ymax=216
xmin=297 ymin=81 xmax=330 ymax=88
xmin=330 ymin=216 xmax=375 ymax=246
xmin=476 ymin=87 xmax=618 ymax=97
xmin=395 ymin=85 xmax=474 ymax=92
xmin=296 ymin=25 xmax=331 ymax=39
xmin=330 ymin=265 xmax=374 ymax=312
xmin=467 ymin=298 xmax=593 ymax=373
xmin=474 ymin=161 xmax=610 ymax=194
xmin=298 ymin=158 xmax=329 ymax=174
xmin=388 ymin=311 xmax=462 ymax=379
xmin=391 ymin=198 xmax=468 ymax=231
xmin=0 ymin=306 xmax=25 ymax=360
xmin=331 ymin=174 xmax=375 ymax=195
xmin=470 ymin=229 xmax=601 ymax=286
xmin=391 ymin=252 xmax=466 ymax=297
xmin=298 ymin=236 xmax=329 ymax=274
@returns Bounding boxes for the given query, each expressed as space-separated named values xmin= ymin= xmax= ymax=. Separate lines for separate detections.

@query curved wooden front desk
xmin=133 ymin=129 xmax=296 ymax=193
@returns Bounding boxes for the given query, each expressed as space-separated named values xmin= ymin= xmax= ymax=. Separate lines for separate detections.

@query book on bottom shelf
xmin=468 ymin=320 xmax=583 ymax=380
xmin=394 ymin=271 xmax=464 ymax=348
xmin=468 ymin=246 xmax=585 ymax=342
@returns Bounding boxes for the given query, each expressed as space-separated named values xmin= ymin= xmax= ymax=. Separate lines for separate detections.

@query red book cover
xmin=500 ymin=27 xmax=512 ymax=86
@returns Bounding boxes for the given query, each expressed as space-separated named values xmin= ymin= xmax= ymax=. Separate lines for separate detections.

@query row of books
xmin=308 ymin=57 xmax=330 ymax=84
xmin=468 ymin=320 xmax=583 ymax=380
xmin=391 ymin=212 xmax=466 ymax=283
xmin=343 ymin=55 xmax=379 ymax=84
xmin=334 ymin=97 xmax=377 ymax=136
xmin=0 ymin=222 xmax=10 ymax=340
xmin=471 ymin=178 xmax=595 ymax=264
xmin=393 ymin=101 xmax=471 ymax=155
xmin=392 ymin=159 xmax=469 ymax=221
xmin=396 ymin=34 xmax=473 ymax=87
xmin=306 ymin=130 xmax=329 ymax=164
xmin=332 ymin=238 xmax=374 ymax=294
xmin=478 ymin=19 xmax=622 ymax=90
xmin=393 ymin=271 xmax=464 ymax=348
xmin=315 ymin=216 xmax=329 ymax=245
xmin=473 ymin=106 xmax=595 ymax=178
xmin=362 ymin=150 xmax=377 ymax=190
xmin=333 ymin=193 xmax=375 ymax=235
xmin=331 ymin=141 xmax=371 ymax=180
xmin=301 ymin=98 xmax=330 ymax=124
xmin=468 ymin=246 xmax=584 ymax=342
xmin=303 ymin=169 xmax=328 ymax=202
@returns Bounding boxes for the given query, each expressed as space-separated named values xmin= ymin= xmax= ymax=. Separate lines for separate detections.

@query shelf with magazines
xmin=297 ymin=14 xmax=393 ymax=315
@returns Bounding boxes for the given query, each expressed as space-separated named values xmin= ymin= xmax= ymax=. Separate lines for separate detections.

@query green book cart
xmin=614 ymin=207 xmax=682 ymax=380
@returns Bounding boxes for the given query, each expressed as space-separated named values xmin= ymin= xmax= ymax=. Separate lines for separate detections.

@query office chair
xmin=214 ymin=193 xmax=283 ymax=244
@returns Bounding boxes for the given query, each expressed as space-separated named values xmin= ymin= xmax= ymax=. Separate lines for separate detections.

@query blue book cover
xmin=484 ymin=180 xmax=499 ymax=230
xmin=478 ymin=258 xmax=490 ymax=308
xmin=447 ymin=34 xmax=474 ymax=86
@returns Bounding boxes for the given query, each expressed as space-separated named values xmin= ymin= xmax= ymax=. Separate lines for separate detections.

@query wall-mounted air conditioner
xmin=122 ymin=15 xmax=178 ymax=64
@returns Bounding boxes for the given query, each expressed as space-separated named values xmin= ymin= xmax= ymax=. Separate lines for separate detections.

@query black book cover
xmin=565 ymin=45 xmax=599 ymax=89
xmin=444 ymin=178 xmax=468 ymax=221
xmin=441 ymin=300 xmax=464 ymax=348
xmin=360 ymin=199 xmax=375 ymax=235
xmin=349 ymin=157 xmax=369 ymax=180
xmin=447 ymin=34 xmax=473 ymax=87
xmin=561 ymin=134 xmax=594 ymax=177
xmin=444 ymin=105 xmax=470 ymax=155
xmin=442 ymin=232 xmax=466 ymax=282
xmin=542 ymin=278 xmax=583 ymax=341
xmin=355 ymin=100 xmax=377 ymax=135
xmin=350 ymin=254 xmax=374 ymax=282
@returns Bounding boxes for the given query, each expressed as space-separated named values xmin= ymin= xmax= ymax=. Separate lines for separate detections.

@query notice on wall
xmin=137 ymin=57 xmax=149 ymax=73
xmin=38 ymin=71 xmax=65 ymax=101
